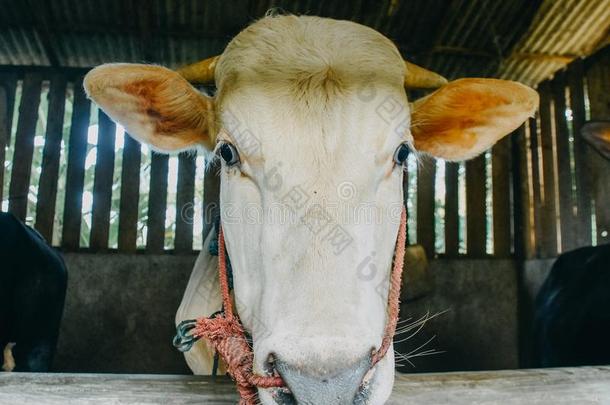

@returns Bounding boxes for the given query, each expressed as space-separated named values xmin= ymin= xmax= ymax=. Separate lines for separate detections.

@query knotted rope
xmin=185 ymin=207 xmax=407 ymax=404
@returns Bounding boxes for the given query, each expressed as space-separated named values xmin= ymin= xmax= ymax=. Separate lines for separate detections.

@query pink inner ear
xmin=582 ymin=122 xmax=610 ymax=160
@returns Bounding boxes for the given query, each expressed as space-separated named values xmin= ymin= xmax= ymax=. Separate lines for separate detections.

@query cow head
xmin=84 ymin=15 xmax=537 ymax=405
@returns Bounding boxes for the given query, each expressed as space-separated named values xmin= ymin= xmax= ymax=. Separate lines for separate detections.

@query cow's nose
xmin=274 ymin=355 xmax=371 ymax=404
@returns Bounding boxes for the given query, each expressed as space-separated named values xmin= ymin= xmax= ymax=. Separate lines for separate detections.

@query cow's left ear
xmin=84 ymin=63 xmax=215 ymax=153
xmin=410 ymin=78 xmax=538 ymax=161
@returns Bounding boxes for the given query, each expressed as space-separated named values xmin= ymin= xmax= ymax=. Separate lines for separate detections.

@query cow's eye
xmin=217 ymin=143 xmax=240 ymax=166
xmin=393 ymin=143 xmax=410 ymax=165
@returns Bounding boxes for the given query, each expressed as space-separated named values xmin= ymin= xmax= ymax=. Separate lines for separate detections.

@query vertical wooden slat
xmin=416 ymin=156 xmax=436 ymax=258
xmin=512 ymin=125 xmax=533 ymax=259
xmin=146 ymin=153 xmax=169 ymax=253
xmin=492 ymin=136 xmax=512 ymax=257
xmin=35 ymin=74 xmax=67 ymax=241
xmin=202 ymin=160 xmax=220 ymax=240
xmin=444 ymin=161 xmax=459 ymax=257
xmin=466 ymin=155 xmax=487 ymax=256
xmin=0 ymin=74 xmax=17 ymax=204
xmin=62 ymin=77 xmax=91 ymax=250
xmin=538 ymin=82 xmax=558 ymax=257
xmin=89 ymin=110 xmax=116 ymax=250
xmin=174 ymin=152 xmax=196 ymax=253
xmin=585 ymin=50 xmax=610 ymax=245
xmin=118 ymin=134 xmax=141 ymax=252
xmin=8 ymin=73 xmax=43 ymax=221
xmin=567 ymin=60 xmax=592 ymax=247
xmin=552 ymin=72 xmax=577 ymax=251
xmin=529 ymin=116 xmax=543 ymax=257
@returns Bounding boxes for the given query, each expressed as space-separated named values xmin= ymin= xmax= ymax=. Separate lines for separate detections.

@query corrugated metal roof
xmin=497 ymin=0 xmax=610 ymax=84
xmin=0 ymin=0 xmax=608 ymax=85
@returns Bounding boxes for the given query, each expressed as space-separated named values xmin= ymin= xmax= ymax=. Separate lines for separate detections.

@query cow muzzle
xmin=273 ymin=354 xmax=372 ymax=405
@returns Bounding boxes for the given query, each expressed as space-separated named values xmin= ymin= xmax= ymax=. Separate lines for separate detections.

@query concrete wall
xmin=395 ymin=259 xmax=519 ymax=373
xmin=54 ymin=253 xmax=196 ymax=374
xmin=53 ymin=254 xmax=520 ymax=374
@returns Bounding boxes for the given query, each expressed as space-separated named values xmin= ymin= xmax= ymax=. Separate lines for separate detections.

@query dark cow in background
xmin=532 ymin=121 xmax=610 ymax=368
xmin=0 ymin=212 xmax=67 ymax=372
xmin=534 ymin=244 xmax=610 ymax=367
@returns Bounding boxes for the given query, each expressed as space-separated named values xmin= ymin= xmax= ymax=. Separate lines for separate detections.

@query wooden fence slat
xmin=146 ymin=153 xmax=169 ymax=253
xmin=0 ymin=74 xmax=17 ymax=205
xmin=492 ymin=136 xmax=512 ymax=257
xmin=551 ymin=72 xmax=577 ymax=252
xmin=35 ymin=74 xmax=67 ymax=241
xmin=117 ymin=134 xmax=141 ymax=253
xmin=466 ymin=155 xmax=487 ymax=257
xmin=174 ymin=152 xmax=196 ymax=253
xmin=62 ymin=77 xmax=91 ymax=250
xmin=538 ymin=82 xmax=558 ymax=257
xmin=529 ymin=116 xmax=543 ymax=257
xmin=416 ymin=156 xmax=436 ymax=258
xmin=444 ymin=162 xmax=459 ymax=257
xmin=511 ymin=125 xmax=533 ymax=259
xmin=567 ymin=60 xmax=592 ymax=247
xmin=585 ymin=50 xmax=610 ymax=245
xmin=89 ymin=110 xmax=116 ymax=250
xmin=8 ymin=73 xmax=43 ymax=220
xmin=202 ymin=160 xmax=220 ymax=240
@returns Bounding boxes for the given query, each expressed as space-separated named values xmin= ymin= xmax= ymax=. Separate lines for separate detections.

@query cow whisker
xmin=395 ymin=309 xmax=449 ymax=339
xmin=394 ymin=335 xmax=443 ymax=368
xmin=395 ymin=311 xmax=431 ymax=335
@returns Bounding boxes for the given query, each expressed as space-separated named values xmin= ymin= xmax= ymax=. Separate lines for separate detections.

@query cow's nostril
xmin=274 ymin=355 xmax=371 ymax=405
xmin=264 ymin=353 xmax=277 ymax=374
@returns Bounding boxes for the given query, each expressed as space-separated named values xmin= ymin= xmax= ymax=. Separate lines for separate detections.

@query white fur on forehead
xmin=215 ymin=15 xmax=406 ymax=98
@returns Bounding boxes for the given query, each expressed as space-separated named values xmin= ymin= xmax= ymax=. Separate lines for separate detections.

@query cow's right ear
xmin=84 ymin=64 xmax=215 ymax=153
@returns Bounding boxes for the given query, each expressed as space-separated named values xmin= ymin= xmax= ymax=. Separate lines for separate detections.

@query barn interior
xmin=1 ymin=0 xmax=609 ymax=403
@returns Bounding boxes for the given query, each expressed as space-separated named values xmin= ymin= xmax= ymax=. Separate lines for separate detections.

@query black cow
xmin=0 ymin=212 xmax=67 ymax=372
xmin=534 ymin=244 xmax=610 ymax=367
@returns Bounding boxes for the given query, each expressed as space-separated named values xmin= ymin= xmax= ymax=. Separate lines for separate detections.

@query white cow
xmin=84 ymin=15 xmax=537 ymax=405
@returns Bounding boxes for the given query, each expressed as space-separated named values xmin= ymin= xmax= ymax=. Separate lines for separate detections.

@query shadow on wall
xmin=54 ymin=254 xmax=519 ymax=374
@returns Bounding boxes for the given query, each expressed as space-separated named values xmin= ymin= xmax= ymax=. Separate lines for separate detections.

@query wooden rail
xmin=0 ymin=367 xmax=608 ymax=404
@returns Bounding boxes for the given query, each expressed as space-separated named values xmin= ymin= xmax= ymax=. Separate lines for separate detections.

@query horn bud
xmin=176 ymin=56 xmax=219 ymax=84
xmin=403 ymin=61 xmax=448 ymax=89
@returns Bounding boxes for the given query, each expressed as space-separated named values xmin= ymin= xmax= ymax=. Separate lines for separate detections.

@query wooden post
xmin=62 ymin=77 xmax=91 ymax=250
xmin=538 ymin=82 xmax=558 ymax=257
xmin=0 ymin=74 xmax=17 ymax=205
xmin=416 ymin=156 xmax=436 ymax=258
xmin=146 ymin=153 xmax=169 ymax=253
xmin=117 ymin=134 xmax=141 ymax=253
xmin=585 ymin=49 xmax=610 ymax=245
xmin=35 ymin=74 xmax=67 ymax=241
xmin=528 ymin=116 xmax=543 ymax=257
xmin=567 ymin=60 xmax=592 ymax=247
xmin=89 ymin=110 xmax=116 ymax=251
xmin=174 ymin=152 xmax=196 ymax=253
xmin=466 ymin=155 xmax=487 ymax=257
xmin=8 ymin=73 xmax=43 ymax=221
xmin=492 ymin=136 xmax=512 ymax=257
xmin=444 ymin=161 xmax=459 ymax=257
